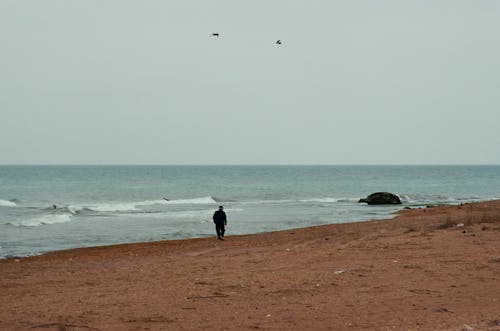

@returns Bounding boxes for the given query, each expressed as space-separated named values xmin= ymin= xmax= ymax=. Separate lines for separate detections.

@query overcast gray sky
xmin=1 ymin=1 xmax=499 ymax=165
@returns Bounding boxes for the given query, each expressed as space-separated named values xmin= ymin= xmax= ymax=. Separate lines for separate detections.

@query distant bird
xmin=275 ymin=39 xmax=282 ymax=45
xmin=211 ymin=33 xmax=220 ymax=37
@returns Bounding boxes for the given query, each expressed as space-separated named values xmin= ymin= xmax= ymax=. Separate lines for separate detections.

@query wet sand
xmin=1 ymin=200 xmax=500 ymax=330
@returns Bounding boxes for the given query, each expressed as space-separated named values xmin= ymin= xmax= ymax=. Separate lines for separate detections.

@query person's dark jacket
xmin=213 ymin=210 xmax=227 ymax=225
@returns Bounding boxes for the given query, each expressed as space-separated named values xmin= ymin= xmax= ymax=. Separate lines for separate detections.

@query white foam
xmin=52 ymin=196 xmax=273 ymax=217
xmin=0 ymin=199 xmax=16 ymax=207
xmin=399 ymin=195 xmax=413 ymax=203
xmin=67 ymin=205 xmax=84 ymax=214
xmin=150 ymin=196 xmax=218 ymax=205
xmin=3 ymin=197 xmax=217 ymax=215
xmin=9 ymin=214 xmax=72 ymax=227
xmin=66 ymin=196 xmax=217 ymax=213
xmin=89 ymin=203 xmax=139 ymax=212
xmin=300 ymin=198 xmax=340 ymax=203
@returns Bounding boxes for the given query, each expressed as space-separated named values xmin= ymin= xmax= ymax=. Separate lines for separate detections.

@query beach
xmin=1 ymin=200 xmax=499 ymax=330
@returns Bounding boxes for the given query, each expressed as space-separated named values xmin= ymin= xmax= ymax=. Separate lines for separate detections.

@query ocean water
xmin=1 ymin=165 xmax=499 ymax=258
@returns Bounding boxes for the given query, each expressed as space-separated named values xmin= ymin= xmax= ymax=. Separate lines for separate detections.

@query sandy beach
xmin=1 ymin=200 xmax=499 ymax=331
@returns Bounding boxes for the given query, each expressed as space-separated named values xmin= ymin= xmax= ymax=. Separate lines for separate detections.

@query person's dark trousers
xmin=215 ymin=222 xmax=225 ymax=239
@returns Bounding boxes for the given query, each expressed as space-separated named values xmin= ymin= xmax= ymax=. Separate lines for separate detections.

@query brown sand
xmin=1 ymin=201 xmax=500 ymax=331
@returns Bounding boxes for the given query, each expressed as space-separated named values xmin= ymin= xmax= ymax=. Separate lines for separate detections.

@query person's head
xmin=219 ymin=205 xmax=224 ymax=210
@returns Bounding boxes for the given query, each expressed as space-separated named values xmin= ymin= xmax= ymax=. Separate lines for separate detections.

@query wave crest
xmin=8 ymin=214 xmax=72 ymax=227
xmin=154 ymin=196 xmax=218 ymax=205
xmin=0 ymin=199 xmax=16 ymax=207
xmin=66 ymin=196 xmax=218 ymax=213
xmin=300 ymin=198 xmax=340 ymax=203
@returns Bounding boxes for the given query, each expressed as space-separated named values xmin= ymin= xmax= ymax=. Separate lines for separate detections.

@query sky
xmin=1 ymin=1 xmax=499 ymax=165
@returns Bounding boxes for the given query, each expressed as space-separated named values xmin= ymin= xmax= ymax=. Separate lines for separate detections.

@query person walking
xmin=212 ymin=205 xmax=227 ymax=240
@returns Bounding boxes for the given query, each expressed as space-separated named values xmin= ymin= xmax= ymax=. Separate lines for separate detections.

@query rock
xmin=359 ymin=192 xmax=402 ymax=205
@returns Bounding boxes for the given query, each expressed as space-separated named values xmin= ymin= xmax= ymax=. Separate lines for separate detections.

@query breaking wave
xmin=67 ymin=196 xmax=219 ymax=213
xmin=73 ymin=203 xmax=140 ymax=213
xmin=8 ymin=214 xmax=72 ymax=227
xmin=0 ymin=199 xmax=16 ymax=207
xmin=155 ymin=196 xmax=218 ymax=205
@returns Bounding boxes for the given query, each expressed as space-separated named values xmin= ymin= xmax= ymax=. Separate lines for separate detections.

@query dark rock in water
xmin=359 ymin=192 xmax=402 ymax=205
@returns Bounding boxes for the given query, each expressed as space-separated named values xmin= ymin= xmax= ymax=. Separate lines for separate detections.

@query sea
xmin=1 ymin=165 xmax=499 ymax=259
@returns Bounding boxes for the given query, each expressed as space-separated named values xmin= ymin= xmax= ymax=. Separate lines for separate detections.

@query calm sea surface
xmin=1 ymin=165 xmax=499 ymax=258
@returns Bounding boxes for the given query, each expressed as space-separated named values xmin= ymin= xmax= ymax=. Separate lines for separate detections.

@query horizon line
xmin=1 ymin=163 xmax=499 ymax=167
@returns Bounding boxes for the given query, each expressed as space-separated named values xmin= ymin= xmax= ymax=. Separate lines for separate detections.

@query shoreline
xmin=1 ymin=201 xmax=485 ymax=262
xmin=2 ymin=200 xmax=500 ymax=330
